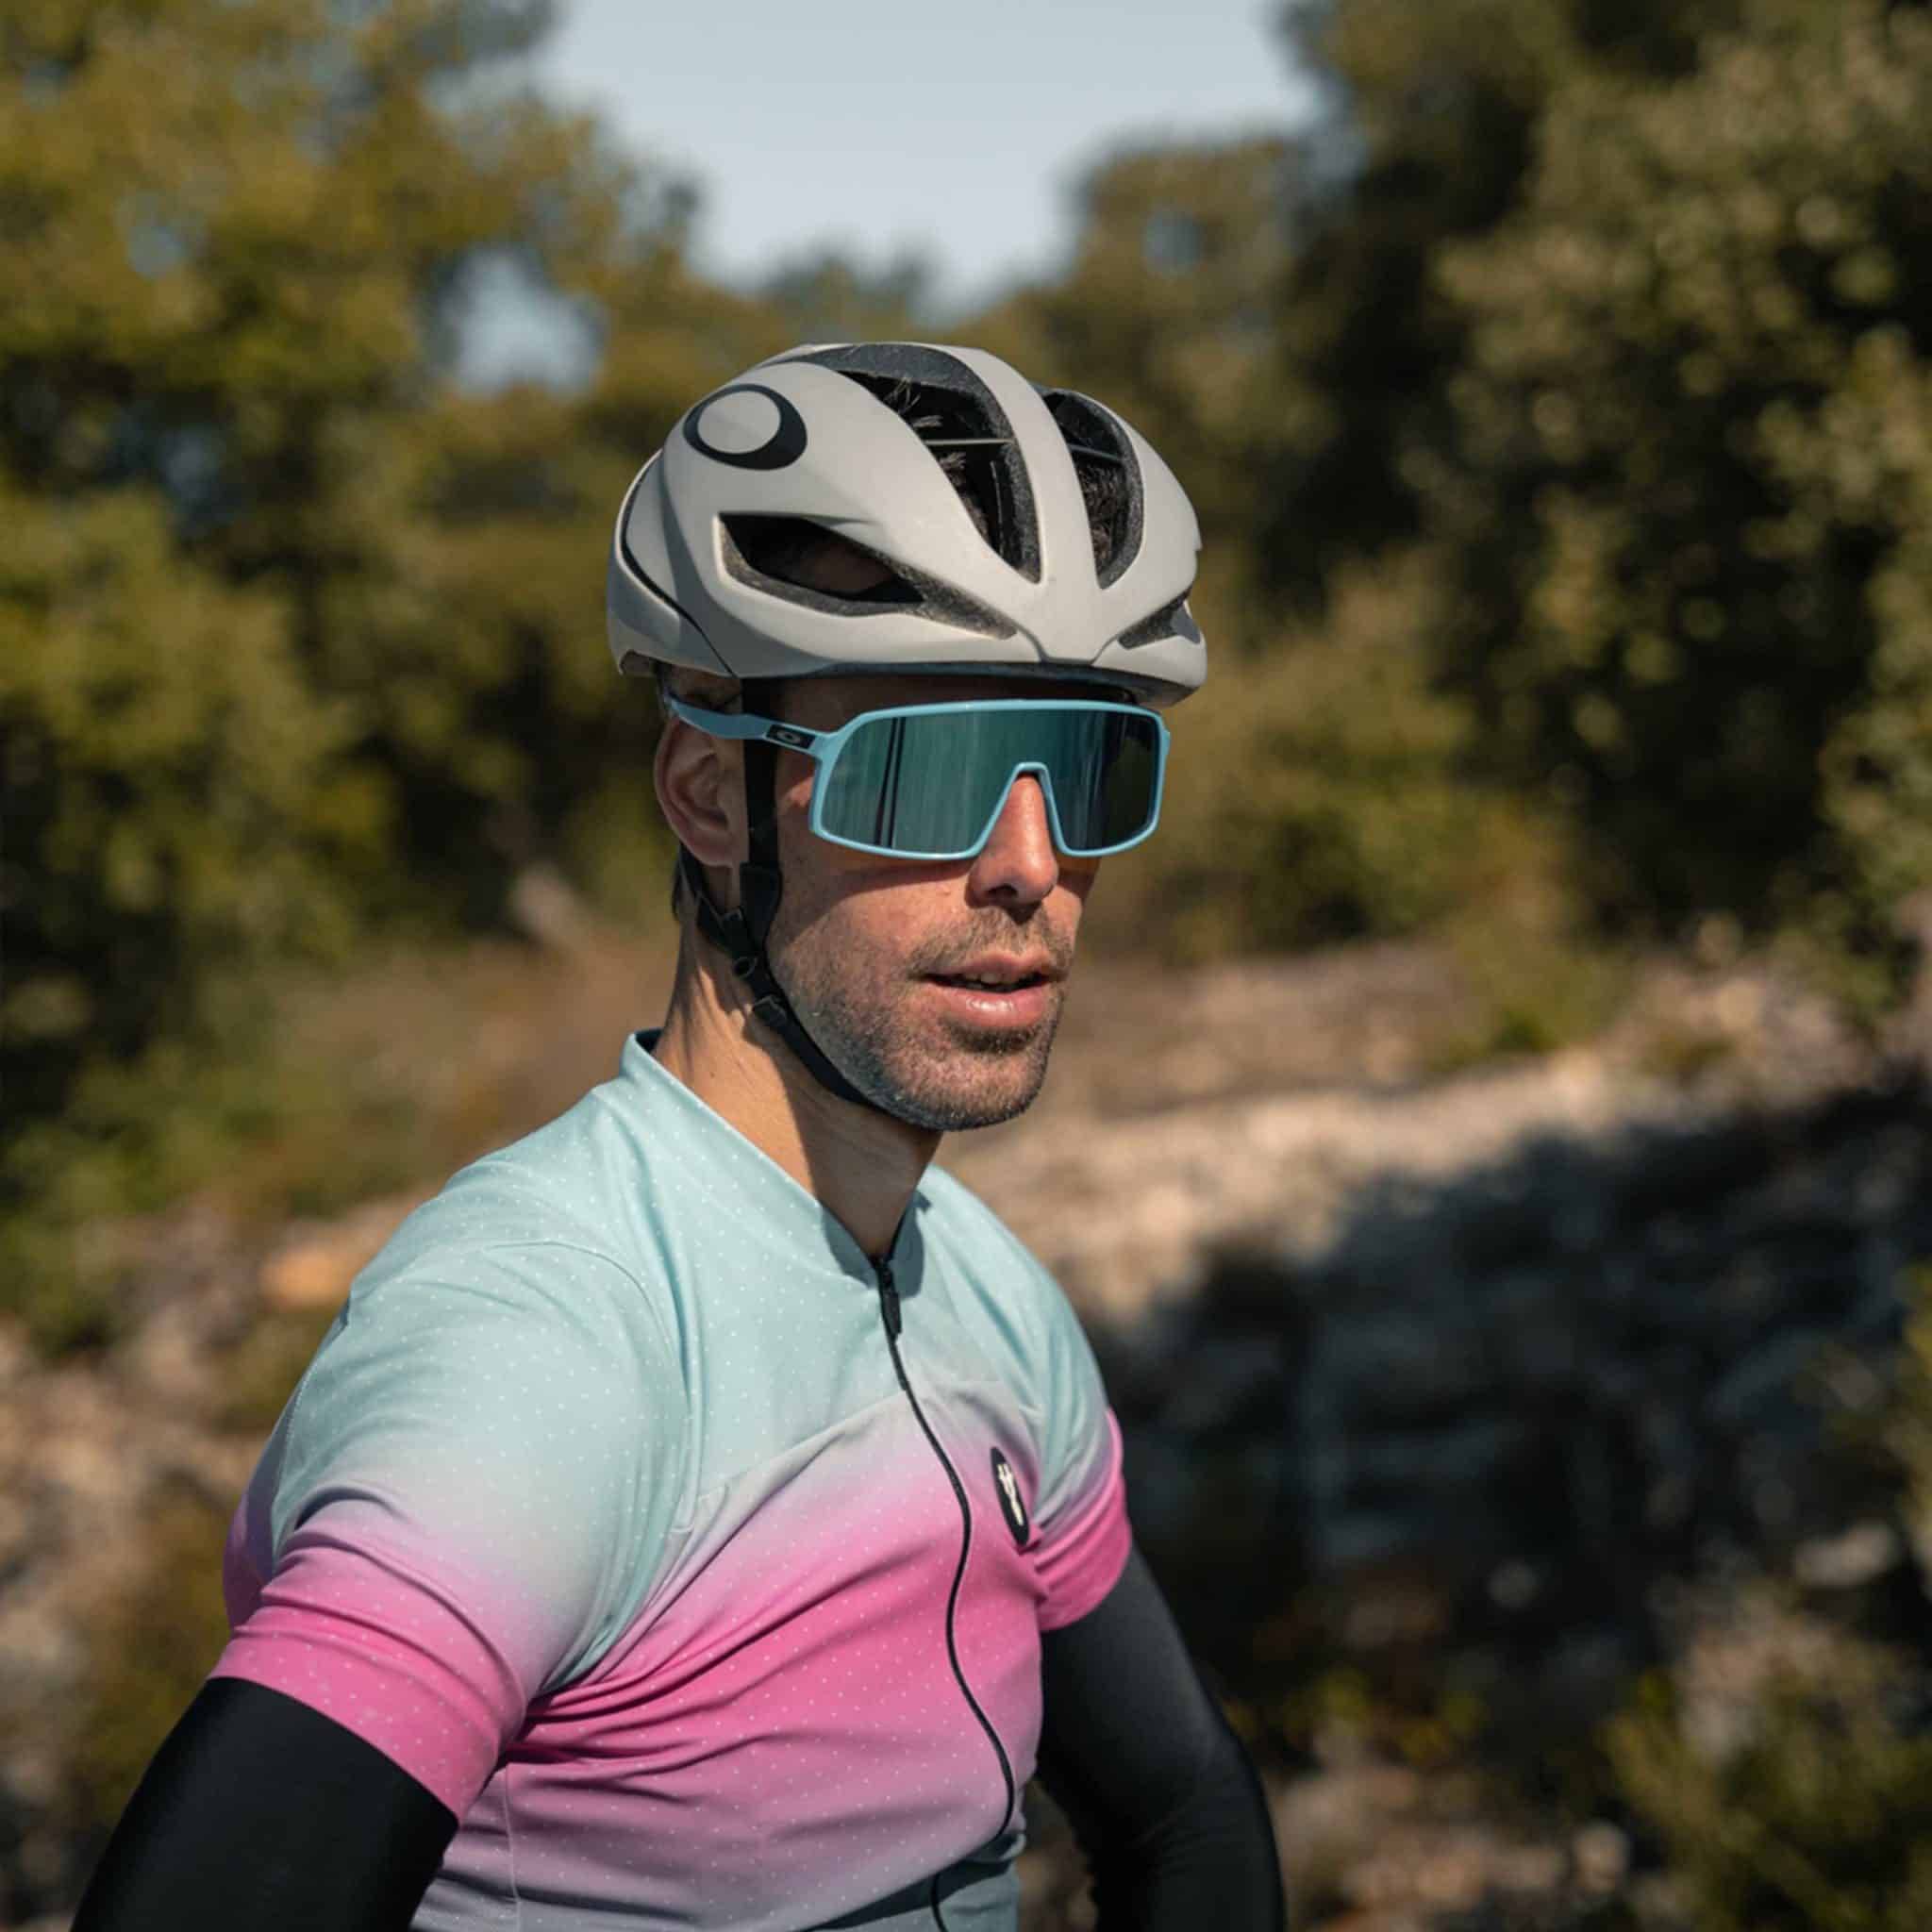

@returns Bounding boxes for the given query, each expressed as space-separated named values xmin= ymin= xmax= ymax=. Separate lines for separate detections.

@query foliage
xmin=1257 ymin=0 xmax=1749 ymax=609
xmin=1424 ymin=0 xmax=1932 ymax=942
xmin=1097 ymin=548 xmax=1573 ymax=962
xmin=758 ymin=247 xmax=940 ymax=346
xmin=1607 ymin=1644 xmax=1932 ymax=1930
xmin=16 ymin=0 xmax=1932 ymax=1332
xmin=983 ymin=0 xmax=1932 ymax=973
xmin=208 ymin=1303 xmax=342 ymax=1434
xmin=0 ymin=0 xmax=774 ymax=1317
xmin=1593 ymin=1268 xmax=1932 ymax=1929
xmin=1890 ymin=1270 xmax=1932 ymax=1612
xmin=0 ymin=0 xmax=770 ymax=1132
xmin=1424 ymin=919 xmax=1630 ymax=1071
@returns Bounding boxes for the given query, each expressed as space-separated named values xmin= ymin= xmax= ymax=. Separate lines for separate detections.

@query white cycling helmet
xmin=607 ymin=340 xmax=1206 ymax=706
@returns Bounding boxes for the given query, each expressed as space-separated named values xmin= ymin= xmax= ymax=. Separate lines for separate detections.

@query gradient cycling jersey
xmin=210 ymin=1029 xmax=1131 ymax=1931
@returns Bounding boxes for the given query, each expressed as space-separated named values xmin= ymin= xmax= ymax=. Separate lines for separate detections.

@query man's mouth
xmin=923 ymin=952 xmax=1060 ymax=991
xmin=920 ymin=954 xmax=1062 ymax=1029
xmin=927 ymin=970 xmax=1052 ymax=990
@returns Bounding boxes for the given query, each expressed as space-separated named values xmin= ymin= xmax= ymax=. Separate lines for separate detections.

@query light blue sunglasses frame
xmin=664 ymin=695 xmax=1171 ymax=861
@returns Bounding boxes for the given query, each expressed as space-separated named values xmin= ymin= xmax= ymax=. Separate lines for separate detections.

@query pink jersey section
xmin=212 ymin=1515 xmax=522 ymax=1817
xmin=213 ymin=1384 xmax=1129 ymax=1929
xmin=1032 ymin=1408 xmax=1130 ymax=1631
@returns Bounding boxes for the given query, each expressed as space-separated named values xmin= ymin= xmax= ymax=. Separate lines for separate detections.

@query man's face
xmin=758 ymin=671 xmax=1119 ymax=1132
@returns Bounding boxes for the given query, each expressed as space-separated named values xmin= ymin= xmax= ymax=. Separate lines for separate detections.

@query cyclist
xmin=74 ymin=342 xmax=1285 ymax=1930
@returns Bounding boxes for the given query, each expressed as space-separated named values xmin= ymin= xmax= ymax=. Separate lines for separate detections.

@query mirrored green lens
xmin=817 ymin=707 xmax=1161 ymax=856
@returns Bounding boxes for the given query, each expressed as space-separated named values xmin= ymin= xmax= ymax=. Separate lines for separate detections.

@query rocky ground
xmin=3 ymin=931 xmax=1924 ymax=1929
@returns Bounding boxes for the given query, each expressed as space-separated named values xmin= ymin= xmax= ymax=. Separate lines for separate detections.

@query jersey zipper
xmin=874 ymin=1255 xmax=1019 ymax=1863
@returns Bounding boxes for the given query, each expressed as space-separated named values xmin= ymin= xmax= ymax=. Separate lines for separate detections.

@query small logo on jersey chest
xmin=990 ymin=1447 xmax=1031 ymax=1549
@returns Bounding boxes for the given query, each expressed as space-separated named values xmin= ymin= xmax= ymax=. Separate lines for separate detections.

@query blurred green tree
xmin=757 ymin=247 xmax=938 ymax=346
xmin=0 ymin=0 xmax=775 ymax=1133
xmin=1096 ymin=548 xmax=1569 ymax=961
xmin=1417 ymin=0 xmax=1932 ymax=943
xmin=1254 ymin=0 xmax=1750 ymax=608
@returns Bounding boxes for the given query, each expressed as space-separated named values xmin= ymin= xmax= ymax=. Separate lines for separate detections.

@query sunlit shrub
xmin=1099 ymin=549 xmax=1575 ymax=966
xmin=1607 ymin=1637 xmax=1932 ymax=1931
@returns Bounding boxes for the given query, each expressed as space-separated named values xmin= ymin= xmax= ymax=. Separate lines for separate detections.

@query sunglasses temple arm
xmin=668 ymin=700 xmax=826 ymax=755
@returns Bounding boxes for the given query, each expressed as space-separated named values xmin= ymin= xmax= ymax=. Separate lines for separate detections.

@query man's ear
xmin=655 ymin=717 xmax=743 ymax=886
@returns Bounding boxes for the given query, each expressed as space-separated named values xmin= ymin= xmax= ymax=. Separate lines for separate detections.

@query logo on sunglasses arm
xmin=990 ymin=1447 xmax=1031 ymax=1549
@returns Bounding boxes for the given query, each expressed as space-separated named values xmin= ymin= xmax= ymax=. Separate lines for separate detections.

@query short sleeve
xmin=208 ymin=1239 xmax=688 ymax=1818
xmin=1027 ymin=1274 xmax=1132 ymax=1632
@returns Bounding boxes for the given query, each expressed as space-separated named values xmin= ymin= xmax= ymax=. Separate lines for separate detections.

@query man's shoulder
xmin=352 ymin=1067 xmax=675 ymax=1324
xmin=918 ymin=1164 xmax=1072 ymax=1336
xmin=919 ymin=1164 xmax=1041 ymax=1270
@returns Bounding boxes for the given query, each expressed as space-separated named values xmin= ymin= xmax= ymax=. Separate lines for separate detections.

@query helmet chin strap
xmin=676 ymin=684 xmax=893 ymax=1118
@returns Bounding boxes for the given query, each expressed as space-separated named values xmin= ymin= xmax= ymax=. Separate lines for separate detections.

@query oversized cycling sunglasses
xmin=664 ymin=696 xmax=1170 ymax=861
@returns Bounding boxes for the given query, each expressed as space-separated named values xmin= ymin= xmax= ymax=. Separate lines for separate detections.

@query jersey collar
xmin=623 ymin=1029 xmax=924 ymax=1287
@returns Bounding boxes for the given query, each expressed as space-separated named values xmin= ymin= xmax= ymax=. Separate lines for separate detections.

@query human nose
xmin=966 ymin=774 xmax=1059 ymax=906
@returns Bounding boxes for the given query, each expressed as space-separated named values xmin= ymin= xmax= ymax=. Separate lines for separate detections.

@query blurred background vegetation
xmin=12 ymin=0 xmax=1932 ymax=1924
xmin=14 ymin=0 xmax=1932 ymax=1304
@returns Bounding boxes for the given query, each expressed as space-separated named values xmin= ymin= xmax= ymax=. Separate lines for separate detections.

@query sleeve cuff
xmin=208 ymin=1540 xmax=520 ymax=1818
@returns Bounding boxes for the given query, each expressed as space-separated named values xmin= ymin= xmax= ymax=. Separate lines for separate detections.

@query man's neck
xmin=648 ymin=950 xmax=940 ymax=1264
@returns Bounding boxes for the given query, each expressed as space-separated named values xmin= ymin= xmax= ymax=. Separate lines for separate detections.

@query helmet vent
xmin=718 ymin=513 xmax=1014 ymax=639
xmin=1038 ymin=390 xmax=1144 ymax=588
xmin=722 ymin=514 xmax=920 ymax=607
xmin=1115 ymin=593 xmax=1201 ymax=652
xmin=779 ymin=344 xmax=1042 ymax=584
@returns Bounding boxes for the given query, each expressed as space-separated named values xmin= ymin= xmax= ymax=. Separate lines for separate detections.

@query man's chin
xmin=901 ymin=1029 xmax=1058 ymax=1130
xmin=885 ymin=1077 xmax=1048 ymax=1134
xmin=785 ymin=977 xmax=1062 ymax=1129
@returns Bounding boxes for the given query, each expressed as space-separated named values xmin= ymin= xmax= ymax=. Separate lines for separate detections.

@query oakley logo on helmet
xmin=683 ymin=384 xmax=808 ymax=472
xmin=990 ymin=1447 xmax=1031 ymax=1549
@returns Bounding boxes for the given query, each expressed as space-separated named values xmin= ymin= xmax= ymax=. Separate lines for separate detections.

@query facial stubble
xmin=766 ymin=905 xmax=1065 ymax=1132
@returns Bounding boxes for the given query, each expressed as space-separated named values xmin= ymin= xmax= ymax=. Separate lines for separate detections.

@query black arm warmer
xmin=71 ymin=1677 xmax=458 ymax=1932
xmin=1034 ymin=1543 xmax=1285 ymax=1932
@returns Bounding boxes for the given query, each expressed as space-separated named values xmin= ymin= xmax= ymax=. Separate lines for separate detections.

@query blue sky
xmin=530 ymin=0 xmax=1319 ymax=311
